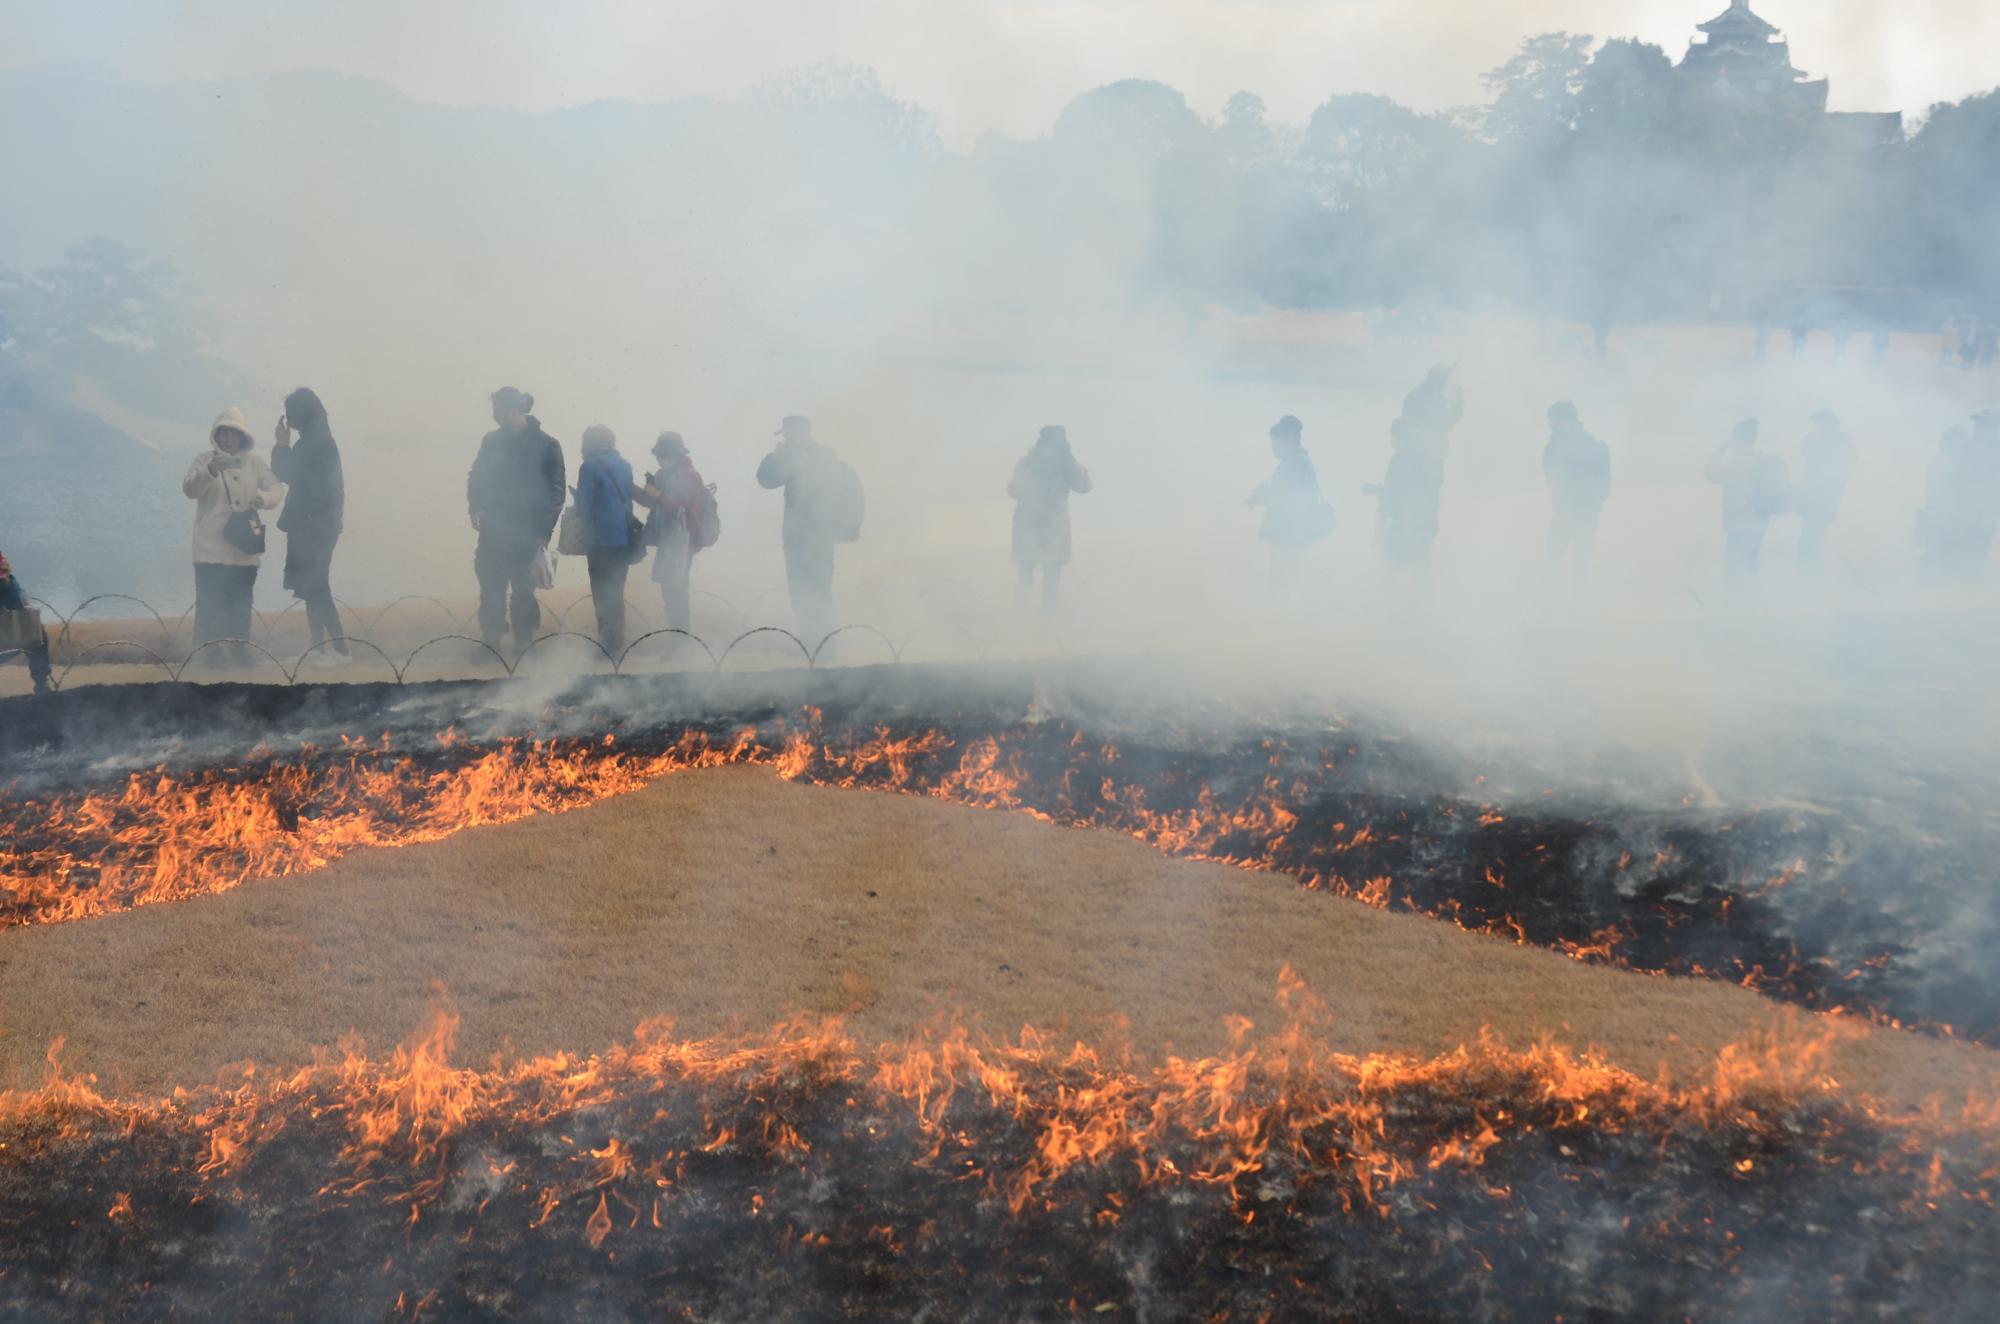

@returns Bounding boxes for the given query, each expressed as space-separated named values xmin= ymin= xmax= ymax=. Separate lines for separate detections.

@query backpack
xmin=689 ymin=482 xmax=721 ymax=553
xmin=827 ymin=457 xmax=864 ymax=544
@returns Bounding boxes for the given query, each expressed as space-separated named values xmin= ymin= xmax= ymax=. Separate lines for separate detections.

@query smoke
xmin=0 ymin=10 xmax=1996 ymax=888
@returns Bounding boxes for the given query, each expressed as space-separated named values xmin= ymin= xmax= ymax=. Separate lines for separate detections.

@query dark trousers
xmin=0 ymin=576 xmax=52 ymax=692
xmin=1016 ymin=562 xmax=1063 ymax=613
xmin=1546 ymin=504 xmax=1599 ymax=574
xmin=474 ymin=533 xmax=542 ymax=653
xmin=301 ymin=588 xmax=344 ymax=650
xmin=1724 ymin=523 xmax=1768 ymax=577
xmin=586 ymin=547 xmax=631 ymax=658
xmin=193 ymin=562 xmax=258 ymax=666
xmin=784 ymin=539 xmax=836 ymax=650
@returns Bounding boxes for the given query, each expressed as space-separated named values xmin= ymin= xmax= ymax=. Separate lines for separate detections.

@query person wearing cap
xmin=0 ymin=549 xmax=54 ymax=696
xmin=636 ymin=432 xmax=708 ymax=634
xmin=755 ymin=415 xmax=843 ymax=646
xmin=1795 ymin=410 xmax=1855 ymax=575
xmin=466 ymin=387 xmax=565 ymax=658
xmin=1541 ymin=401 xmax=1610 ymax=577
xmin=1250 ymin=414 xmax=1334 ymax=583
xmin=1704 ymin=418 xmax=1790 ymax=578
xmin=182 ymin=406 xmax=284 ymax=669
xmin=1008 ymin=425 xmax=1091 ymax=612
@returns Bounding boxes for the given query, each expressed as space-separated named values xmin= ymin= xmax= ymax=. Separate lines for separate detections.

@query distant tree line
xmin=977 ymin=33 xmax=2000 ymax=329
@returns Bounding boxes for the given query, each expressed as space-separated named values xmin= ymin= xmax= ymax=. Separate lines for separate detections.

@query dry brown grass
xmin=2 ymin=766 xmax=1994 ymax=1111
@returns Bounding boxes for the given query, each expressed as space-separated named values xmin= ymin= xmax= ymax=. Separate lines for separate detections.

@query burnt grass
xmin=3 ymin=1059 xmax=1995 ymax=1323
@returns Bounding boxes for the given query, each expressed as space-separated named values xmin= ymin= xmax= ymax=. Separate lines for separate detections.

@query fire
xmin=2 ymin=972 xmax=1994 ymax=1318
xmin=0 ymin=709 xmax=1983 ymax=1041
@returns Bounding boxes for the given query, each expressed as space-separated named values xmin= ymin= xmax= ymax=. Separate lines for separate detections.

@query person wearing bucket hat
xmin=466 ymin=387 xmax=565 ymax=658
xmin=636 ymin=431 xmax=711 ymax=634
xmin=1007 ymin=425 xmax=1090 ymax=613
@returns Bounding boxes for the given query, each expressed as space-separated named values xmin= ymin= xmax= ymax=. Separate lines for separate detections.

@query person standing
xmin=636 ymin=431 xmax=709 ymax=634
xmin=467 ymin=387 xmax=564 ymax=659
xmin=1704 ymin=418 xmax=1790 ymax=578
xmin=1369 ymin=419 xmax=1438 ymax=574
xmin=1008 ymin=425 xmax=1091 ymax=612
xmin=1541 ymin=401 xmax=1611 ymax=577
xmin=183 ymin=407 xmax=284 ymax=668
xmin=1795 ymin=410 xmax=1856 ymax=575
xmin=756 ymin=415 xmax=855 ymax=648
xmin=1248 ymin=415 xmax=1333 ymax=584
xmin=269 ymin=386 xmax=347 ymax=665
xmin=0 ymin=549 xmax=53 ymax=695
xmin=575 ymin=424 xmax=636 ymax=657
xmin=1917 ymin=427 xmax=1968 ymax=577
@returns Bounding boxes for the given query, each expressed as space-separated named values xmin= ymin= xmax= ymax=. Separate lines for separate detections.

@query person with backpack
xmin=1541 ymin=401 xmax=1611 ymax=577
xmin=569 ymin=425 xmax=638 ymax=658
xmin=1705 ymin=418 xmax=1790 ymax=578
xmin=756 ymin=414 xmax=860 ymax=649
xmin=636 ymin=431 xmax=714 ymax=634
xmin=467 ymin=387 xmax=564 ymax=659
xmin=1008 ymin=424 xmax=1091 ymax=612
xmin=269 ymin=386 xmax=347 ymax=666
xmin=183 ymin=407 xmax=284 ymax=669
xmin=0 ymin=548 xmax=53 ymax=696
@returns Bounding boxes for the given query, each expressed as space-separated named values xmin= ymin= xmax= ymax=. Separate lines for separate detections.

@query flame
xmin=0 ymin=710 xmax=1972 ymax=1040
xmin=2 ymin=971 xmax=1993 ymax=1259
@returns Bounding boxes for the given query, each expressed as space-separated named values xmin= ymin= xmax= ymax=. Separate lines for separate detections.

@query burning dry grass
xmin=3 ymin=766 xmax=1994 ymax=1118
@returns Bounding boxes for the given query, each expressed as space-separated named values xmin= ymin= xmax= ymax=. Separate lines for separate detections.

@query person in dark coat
xmin=1794 ymin=410 xmax=1855 ymax=575
xmin=1704 ymin=418 xmax=1790 ymax=578
xmin=1541 ymin=401 xmax=1611 ymax=576
xmin=755 ymin=415 xmax=842 ymax=647
xmin=467 ymin=386 xmax=565 ymax=657
xmin=1368 ymin=419 xmax=1438 ymax=573
xmin=1931 ymin=411 xmax=2000 ymax=578
xmin=575 ymin=424 xmax=636 ymax=657
xmin=270 ymin=386 xmax=347 ymax=663
xmin=1008 ymin=425 xmax=1091 ymax=612
xmin=0 ymin=548 xmax=53 ymax=695
xmin=1248 ymin=415 xmax=1332 ymax=583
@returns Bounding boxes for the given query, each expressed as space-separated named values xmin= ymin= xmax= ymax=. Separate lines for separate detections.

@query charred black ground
xmin=3 ymin=1044 xmax=1994 ymax=1323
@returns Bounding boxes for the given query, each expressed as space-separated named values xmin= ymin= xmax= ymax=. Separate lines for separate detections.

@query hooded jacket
xmin=182 ymin=407 xmax=285 ymax=567
xmin=468 ymin=416 xmax=566 ymax=543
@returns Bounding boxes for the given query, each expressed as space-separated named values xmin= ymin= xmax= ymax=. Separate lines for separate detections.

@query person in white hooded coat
xmin=182 ymin=406 xmax=284 ymax=668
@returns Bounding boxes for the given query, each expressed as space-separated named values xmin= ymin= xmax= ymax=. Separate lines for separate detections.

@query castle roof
xmin=1697 ymin=1 xmax=1779 ymax=39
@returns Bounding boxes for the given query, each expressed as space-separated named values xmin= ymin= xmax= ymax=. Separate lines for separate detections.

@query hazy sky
xmin=4 ymin=0 xmax=1993 ymax=144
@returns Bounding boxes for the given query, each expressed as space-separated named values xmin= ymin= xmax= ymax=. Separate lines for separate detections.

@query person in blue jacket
xmin=575 ymin=424 xmax=636 ymax=656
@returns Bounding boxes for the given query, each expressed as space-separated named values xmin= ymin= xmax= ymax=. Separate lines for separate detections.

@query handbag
xmin=557 ymin=498 xmax=590 ymax=557
xmin=216 ymin=465 xmax=266 ymax=555
xmin=223 ymin=509 xmax=266 ymax=555
xmin=624 ymin=512 xmax=647 ymax=564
